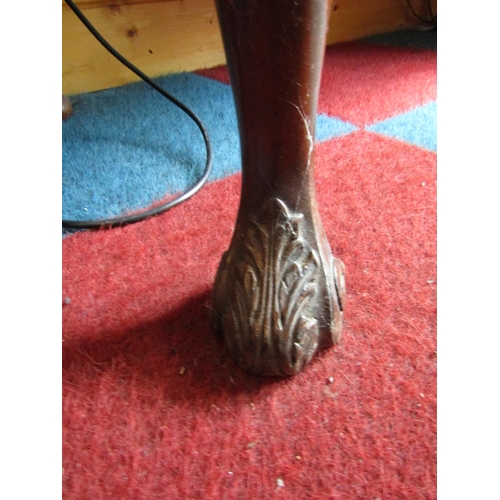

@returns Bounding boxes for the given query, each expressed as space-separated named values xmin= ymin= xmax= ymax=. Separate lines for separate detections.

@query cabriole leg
xmin=211 ymin=0 xmax=345 ymax=376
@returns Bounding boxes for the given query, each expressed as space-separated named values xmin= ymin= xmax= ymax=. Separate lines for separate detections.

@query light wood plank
xmin=63 ymin=0 xmax=436 ymax=95
xmin=327 ymin=0 xmax=437 ymax=44
xmin=63 ymin=0 xmax=225 ymax=94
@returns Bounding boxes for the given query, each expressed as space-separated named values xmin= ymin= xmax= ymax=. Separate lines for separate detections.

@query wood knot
xmin=126 ymin=27 xmax=138 ymax=38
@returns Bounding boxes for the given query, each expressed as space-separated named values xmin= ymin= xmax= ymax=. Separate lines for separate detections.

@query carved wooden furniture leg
xmin=211 ymin=0 xmax=345 ymax=376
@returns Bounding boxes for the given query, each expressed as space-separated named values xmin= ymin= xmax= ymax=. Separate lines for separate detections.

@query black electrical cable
xmin=62 ymin=0 xmax=213 ymax=229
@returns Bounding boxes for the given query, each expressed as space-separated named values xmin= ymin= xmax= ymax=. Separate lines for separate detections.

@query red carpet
xmin=63 ymin=39 xmax=436 ymax=499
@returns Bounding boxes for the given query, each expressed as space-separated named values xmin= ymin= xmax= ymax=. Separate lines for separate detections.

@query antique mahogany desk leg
xmin=211 ymin=0 xmax=345 ymax=376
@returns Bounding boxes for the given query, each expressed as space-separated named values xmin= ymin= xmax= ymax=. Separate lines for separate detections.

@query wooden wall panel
xmin=63 ymin=0 xmax=436 ymax=95
xmin=327 ymin=0 xmax=436 ymax=45
xmin=63 ymin=0 xmax=225 ymax=94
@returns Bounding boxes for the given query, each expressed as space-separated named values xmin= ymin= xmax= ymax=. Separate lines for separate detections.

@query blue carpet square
xmin=366 ymin=101 xmax=437 ymax=151
xmin=315 ymin=114 xmax=358 ymax=142
xmin=63 ymin=73 xmax=241 ymax=221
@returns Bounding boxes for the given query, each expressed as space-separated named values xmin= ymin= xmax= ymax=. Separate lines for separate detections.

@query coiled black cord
xmin=63 ymin=0 xmax=213 ymax=229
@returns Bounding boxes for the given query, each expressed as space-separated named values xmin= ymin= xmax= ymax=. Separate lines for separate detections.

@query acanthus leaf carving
xmin=214 ymin=197 xmax=324 ymax=376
